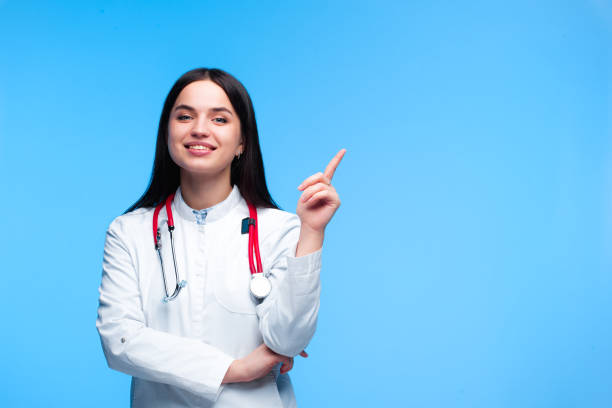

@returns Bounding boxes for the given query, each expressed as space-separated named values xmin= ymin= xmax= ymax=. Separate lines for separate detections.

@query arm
xmin=255 ymin=149 xmax=345 ymax=357
xmin=255 ymin=215 xmax=323 ymax=358
xmin=96 ymin=219 xmax=234 ymax=401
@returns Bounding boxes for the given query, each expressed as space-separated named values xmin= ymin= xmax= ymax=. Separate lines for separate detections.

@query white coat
xmin=96 ymin=184 xmax=322 ymax=407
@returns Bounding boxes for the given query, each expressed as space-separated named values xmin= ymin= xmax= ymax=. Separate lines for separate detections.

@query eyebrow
xmin=173 ymin=104 xmax=233 ymax=116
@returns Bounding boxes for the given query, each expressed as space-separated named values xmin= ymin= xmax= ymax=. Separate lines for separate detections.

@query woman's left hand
xmin=296 ymin=149 xmax=346 ymax=232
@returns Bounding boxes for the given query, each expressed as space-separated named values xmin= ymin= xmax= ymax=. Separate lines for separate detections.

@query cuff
xmin=286 ymin=248 xmax=322 ymax=296
xmin=210 ymin=354 xmax=235 ymax=402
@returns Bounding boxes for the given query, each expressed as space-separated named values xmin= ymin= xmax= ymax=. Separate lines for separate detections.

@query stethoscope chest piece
xmin=250 ymin=273 xmax=271 ymax=299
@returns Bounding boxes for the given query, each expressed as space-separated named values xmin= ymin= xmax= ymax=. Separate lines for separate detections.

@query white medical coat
xmin=96 ymin=184 xmax=322 ymax=407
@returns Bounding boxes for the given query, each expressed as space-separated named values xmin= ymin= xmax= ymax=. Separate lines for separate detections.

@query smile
xmin=187 ymin=145 xmax=213 ymax=151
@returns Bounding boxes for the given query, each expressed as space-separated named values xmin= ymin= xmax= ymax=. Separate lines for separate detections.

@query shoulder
xmin=257 ymin=206 xmax=300 ymax=227
xmin=106 ymin=206 xmax=155 ymax=239
xmin=255 ymin=206 xmax=301 ymax=246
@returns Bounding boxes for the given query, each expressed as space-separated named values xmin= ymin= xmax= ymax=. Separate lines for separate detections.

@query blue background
xmin=1 ymin=1 xmax=611 ymax=406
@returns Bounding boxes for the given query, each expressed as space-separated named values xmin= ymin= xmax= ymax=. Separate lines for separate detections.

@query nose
xmin=191 ymin=116 xmax=211 ymax=138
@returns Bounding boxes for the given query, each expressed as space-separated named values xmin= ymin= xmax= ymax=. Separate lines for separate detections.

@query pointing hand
xmin=296 ymin=149 xmax=346 ymax=232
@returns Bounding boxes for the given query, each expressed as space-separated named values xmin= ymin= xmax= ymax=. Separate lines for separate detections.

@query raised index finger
xmin=323 ymin=148 xmax=346 ymax=181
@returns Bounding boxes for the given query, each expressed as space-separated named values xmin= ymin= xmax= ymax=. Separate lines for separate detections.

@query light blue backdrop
xmin=1 ymin=1 xmax=610 ymax=406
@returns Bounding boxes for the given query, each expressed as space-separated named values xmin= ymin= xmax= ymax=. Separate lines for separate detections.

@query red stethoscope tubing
xmin=153 ymin=193 xmax=261 ymax=277
xmin=247 ymin=202 xmax=263 ymax=276
xmin=153 ymin=192 xmax=176 ymax=246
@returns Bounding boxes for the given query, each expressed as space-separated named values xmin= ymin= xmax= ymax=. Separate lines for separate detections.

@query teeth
xmin=188 ymin=145 xmax=212 ymax=150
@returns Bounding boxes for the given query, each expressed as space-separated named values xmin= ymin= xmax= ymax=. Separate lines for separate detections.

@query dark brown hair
xmin=125 ymin=68 xmax=279 ymax=213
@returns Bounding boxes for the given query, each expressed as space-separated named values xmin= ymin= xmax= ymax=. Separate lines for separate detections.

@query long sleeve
xmin=255 ymin=214 xmax=322 ymax=357
xmin=95 ymin=218 xmax=234 ymax=402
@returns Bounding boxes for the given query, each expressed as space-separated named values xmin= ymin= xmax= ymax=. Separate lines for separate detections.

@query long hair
xmin=124 ymin=68 xmax=279 ymax=213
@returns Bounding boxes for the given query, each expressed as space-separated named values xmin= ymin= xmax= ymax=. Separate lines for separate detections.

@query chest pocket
xmin=213 ymin=251 xmax=259 ymax=315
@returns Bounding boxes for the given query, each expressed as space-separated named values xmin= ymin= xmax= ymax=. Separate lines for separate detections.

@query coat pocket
xmin=213 ymin=253 xmax=258 ymax=315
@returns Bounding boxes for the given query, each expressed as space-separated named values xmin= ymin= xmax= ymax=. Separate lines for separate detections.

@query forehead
xmin=174 ymin=80 xmax=234 ymax=112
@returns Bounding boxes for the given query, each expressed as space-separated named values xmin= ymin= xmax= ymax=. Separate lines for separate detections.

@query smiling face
xmin=167 ymin=80 xmax=243 ymax=181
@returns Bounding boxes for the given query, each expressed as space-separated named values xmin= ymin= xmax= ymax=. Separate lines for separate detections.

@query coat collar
xmin=173 ymin=184 xmax=242 ymax=224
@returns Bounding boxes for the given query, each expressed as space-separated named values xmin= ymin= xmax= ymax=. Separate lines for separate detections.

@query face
xmin=167 ymin=80 xmax=243 ymax=180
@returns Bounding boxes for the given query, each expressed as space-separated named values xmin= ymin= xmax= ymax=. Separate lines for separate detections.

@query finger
xmin=279 ymin=358 xmax=290 ymax=373
xmin=323 ymin=148 xmax=346 ymax=181
xmin=299 ymin=182 xmax=329 ymax=203
xmin=299 ymin=350 xmax=309 ymax=358
xmin=281 ymin=358 xmax=294 ymax=374
xmin=298 ymin=172 xmax=330 ymax=191
xmin=305 ymin=189 xmax=337 ymax=206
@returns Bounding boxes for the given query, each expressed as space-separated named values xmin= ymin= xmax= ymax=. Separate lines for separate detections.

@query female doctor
xmin=95 ymin=67 xmax=345 ymax=408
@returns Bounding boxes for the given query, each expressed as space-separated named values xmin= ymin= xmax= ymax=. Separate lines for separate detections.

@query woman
xmin=96 ymin=67 xmax=345 ymax=407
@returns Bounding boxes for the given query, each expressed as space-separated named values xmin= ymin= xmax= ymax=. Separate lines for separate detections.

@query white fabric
xmin=96 ymin=184 xmax=322 ymax=407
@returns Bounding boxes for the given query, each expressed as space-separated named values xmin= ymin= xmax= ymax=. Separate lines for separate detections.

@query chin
xmin=179 ymin=163 xmax=229 ymax=178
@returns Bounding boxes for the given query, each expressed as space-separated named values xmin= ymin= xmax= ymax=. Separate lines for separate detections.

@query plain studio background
xmin=0 ymin=1 xmax=610 ymax=406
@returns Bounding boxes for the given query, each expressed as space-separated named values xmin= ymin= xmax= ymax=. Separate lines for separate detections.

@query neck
xmin=179 ymin=170 xmax=233 ymax=210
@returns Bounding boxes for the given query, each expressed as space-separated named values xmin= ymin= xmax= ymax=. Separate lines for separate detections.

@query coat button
xmin=121 ymin=337 xmax=126 ymax=343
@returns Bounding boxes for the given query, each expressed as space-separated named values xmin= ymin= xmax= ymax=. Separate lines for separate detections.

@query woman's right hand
xmin=222 ymin=344 xmax=309 ymax=383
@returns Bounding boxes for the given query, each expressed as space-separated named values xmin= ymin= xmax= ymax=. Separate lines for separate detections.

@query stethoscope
xmin=153 ymin=193 xmax=271 ymax=303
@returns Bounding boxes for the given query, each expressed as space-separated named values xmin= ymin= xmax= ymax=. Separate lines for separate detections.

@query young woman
xmin=96 ymin=67 xmax=345 ymax=407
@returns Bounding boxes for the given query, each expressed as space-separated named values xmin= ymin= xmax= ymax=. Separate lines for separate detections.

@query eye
xmin=177 ymin=114 xmax=192 ymax=120
xmin=213 ymin=117 xmax=228 ymax=124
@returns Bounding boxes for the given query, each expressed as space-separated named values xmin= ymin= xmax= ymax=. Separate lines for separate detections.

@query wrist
xmin=296 ymin=226 xmax=324 ymax=257
xmin=222 ymin=359 xmax=247 ymax=384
